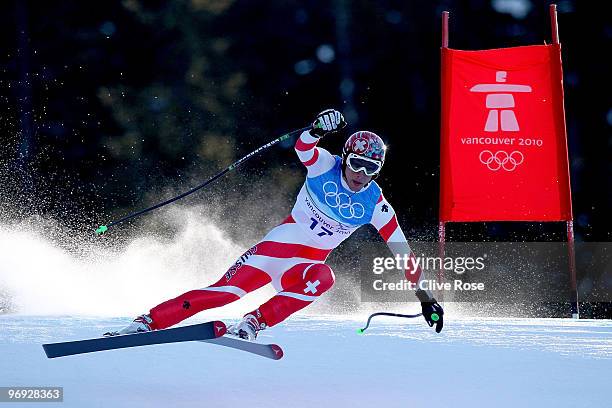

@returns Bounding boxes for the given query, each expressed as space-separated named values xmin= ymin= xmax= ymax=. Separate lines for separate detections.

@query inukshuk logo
xmin=469 ymin=71 xmax=532 ymax=171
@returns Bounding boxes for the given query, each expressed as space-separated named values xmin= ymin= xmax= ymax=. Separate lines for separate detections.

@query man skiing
xmin=109 ymin=109 xmax=444 ymax=339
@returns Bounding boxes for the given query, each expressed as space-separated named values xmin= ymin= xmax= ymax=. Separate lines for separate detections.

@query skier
xmin=108 ymin=109 xmax=444 ymax=339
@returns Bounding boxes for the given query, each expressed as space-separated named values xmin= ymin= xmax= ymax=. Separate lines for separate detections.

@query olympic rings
xmin=479 ymin=150 xmax=524 ymax=171
xmin=322 ymin=181 xmax=365 ymax=219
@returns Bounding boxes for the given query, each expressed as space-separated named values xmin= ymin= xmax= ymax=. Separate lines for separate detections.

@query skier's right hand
xmin=416 ymin=289 xmax=444 ymax=333
xmin=311 ymin=109 xmax=346 ymax=138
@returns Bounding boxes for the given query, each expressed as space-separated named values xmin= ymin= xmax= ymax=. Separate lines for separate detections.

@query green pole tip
xmin=357 ymin=329 xmax=364 ymax=334
xmin=431 ymin=313 xmax=439 ymax=322
xmin=95 ymin=225 xmax=108 ymax=235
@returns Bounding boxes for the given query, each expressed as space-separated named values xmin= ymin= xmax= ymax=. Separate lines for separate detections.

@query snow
xmin=1 ymin=314 xmax=610 ymax=408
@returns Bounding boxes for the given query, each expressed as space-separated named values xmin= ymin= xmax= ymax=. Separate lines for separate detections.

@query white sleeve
xmin=294 ymin=130 xmax=336 ymax=177
xmin=371 ymin=193 xmax=424 ymax=286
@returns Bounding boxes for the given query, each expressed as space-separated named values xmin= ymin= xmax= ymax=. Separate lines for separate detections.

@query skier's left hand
xmin=416 ymin=289 xmax=444 ymax=333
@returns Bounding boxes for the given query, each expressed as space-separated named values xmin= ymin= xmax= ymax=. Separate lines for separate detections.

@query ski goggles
xmin=345 ymin=153 xmax=383 ymax=176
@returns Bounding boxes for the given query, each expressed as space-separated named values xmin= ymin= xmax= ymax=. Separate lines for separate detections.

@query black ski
xmin=43 ymin=321 xmax=227 ymax=358
xmin=200 ymin=336 xmax=284 ymax=360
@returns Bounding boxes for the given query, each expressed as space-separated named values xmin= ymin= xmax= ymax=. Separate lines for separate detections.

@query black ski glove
xmin=416 ymin=289 xmax=444 ymax=333
xmin=311 ymin=109 xmax=347 ymax=138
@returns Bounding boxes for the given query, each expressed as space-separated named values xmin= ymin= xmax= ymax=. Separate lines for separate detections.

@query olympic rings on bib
xmin=322 ymin=181 xmax=365 ymax=219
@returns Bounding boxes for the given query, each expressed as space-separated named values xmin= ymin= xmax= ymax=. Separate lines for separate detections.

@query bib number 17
xmin=309 ymin=218 xmax=333 ymax=237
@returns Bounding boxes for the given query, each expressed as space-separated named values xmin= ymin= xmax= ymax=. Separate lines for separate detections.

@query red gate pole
xmin=442 ymin=11 xmax=449 ymax=48
xmin=550 ymin=4 xmax=579 ymax=318
xmin=550 ymin=4 xmax=560 ymax=44
xmin=437 ymin=11 xmax=450 ymax=301
xmin=567 ymin=221 xmax=579 ymax=318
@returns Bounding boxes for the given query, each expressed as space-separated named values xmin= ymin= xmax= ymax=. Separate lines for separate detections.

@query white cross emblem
xmin=304 ymin=280 xmax=321 ymax=294
xmin=353 ymin=139 xmax=367 ymax=153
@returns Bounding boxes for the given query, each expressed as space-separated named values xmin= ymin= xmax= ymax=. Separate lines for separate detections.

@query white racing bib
xmin=291 ymin=156 xmax=381 ymax=247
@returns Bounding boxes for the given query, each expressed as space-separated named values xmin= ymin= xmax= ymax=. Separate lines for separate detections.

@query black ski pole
xmin=357 ymin=312 xmax=424 ymax=334
xmin=95 ymin=125 xmax=312 ymax=235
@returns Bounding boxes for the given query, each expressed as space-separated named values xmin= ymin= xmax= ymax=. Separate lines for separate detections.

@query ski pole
xmin=357 ymin=312 xmax=424 ymax=334
xmin=95 ymin=125 xmax=312 ymax=235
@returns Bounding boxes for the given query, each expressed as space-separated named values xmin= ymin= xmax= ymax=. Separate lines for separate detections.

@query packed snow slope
xmin=1 ymin=210 xmax=610 ymax=407
xmin=1 ymin=315 xmax=610 ymax=408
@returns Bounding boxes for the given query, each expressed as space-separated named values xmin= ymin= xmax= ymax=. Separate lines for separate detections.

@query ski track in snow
xmin=1 ymin=315 xmax=611 ymax=408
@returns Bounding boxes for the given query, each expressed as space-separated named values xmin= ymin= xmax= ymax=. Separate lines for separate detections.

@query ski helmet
xmin=342 ymin=131 xmax=386 ymax=176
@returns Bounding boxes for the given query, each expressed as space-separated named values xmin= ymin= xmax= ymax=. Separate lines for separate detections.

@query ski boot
xmin=104 ymin=314 xmax=154 ymax=337
xmin=227 ymin=314 xmax=265 ymax=341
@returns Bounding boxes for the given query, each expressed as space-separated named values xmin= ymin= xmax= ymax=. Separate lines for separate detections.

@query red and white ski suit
xmin=148 ymin=130 xmax=422 ymax=330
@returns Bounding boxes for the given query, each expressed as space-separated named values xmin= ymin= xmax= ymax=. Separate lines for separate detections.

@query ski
xmin=200 ymin=336 xmax=284 ymax=360
xmin=42 ymin=321 xmax=227 ymax=359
